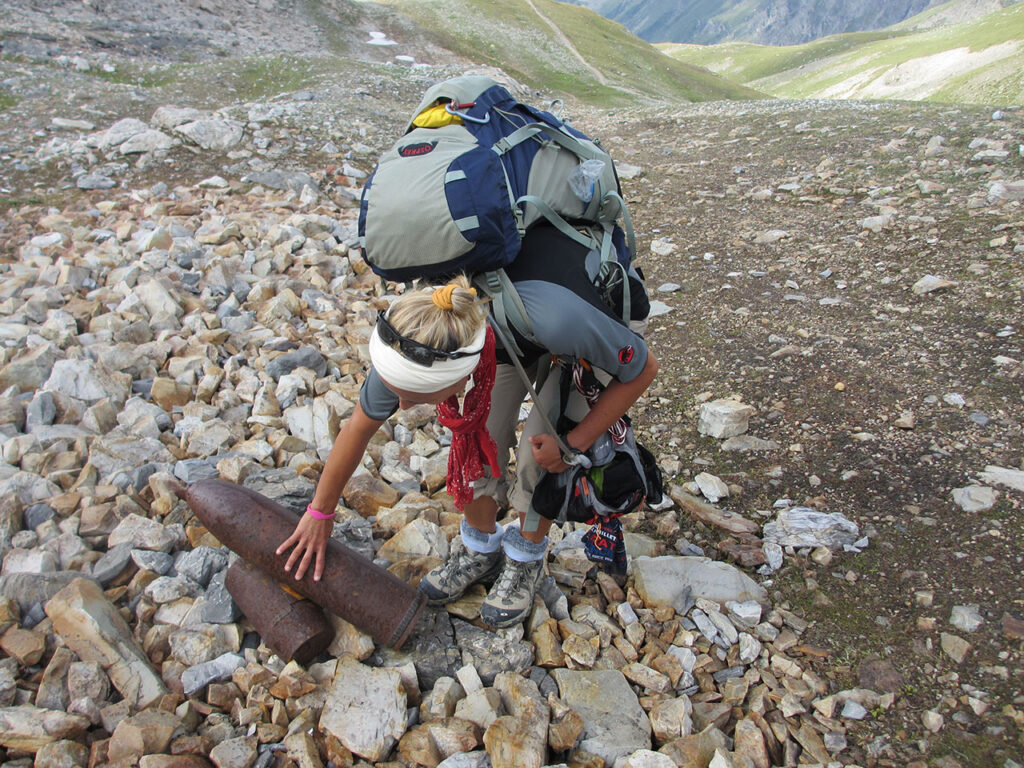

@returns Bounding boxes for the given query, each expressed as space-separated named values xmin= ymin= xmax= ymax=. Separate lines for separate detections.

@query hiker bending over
xmin=277 ymin=226 xmax=657 ymax=628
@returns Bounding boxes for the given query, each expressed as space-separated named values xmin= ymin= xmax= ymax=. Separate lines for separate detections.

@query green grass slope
xmin=658 ymin=31 xmax=901 ymax=86
xmin=660 ymin=0 xmax=1024 ymax=105
xmin=373 ymin=0 xmax=764 ymax=105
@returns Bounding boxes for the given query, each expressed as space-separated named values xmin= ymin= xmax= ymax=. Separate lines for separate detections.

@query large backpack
xmin=357 ymin=76 xmax=637 ymax=350
xmin=358 ymin=76 xmax=655 ymax=500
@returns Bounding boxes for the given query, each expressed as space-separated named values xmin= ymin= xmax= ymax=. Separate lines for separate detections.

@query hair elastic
xmin=306 ymin=504 xmax=335 ymax=521
xmin=432 ymin=283 xmax=476 ymax=310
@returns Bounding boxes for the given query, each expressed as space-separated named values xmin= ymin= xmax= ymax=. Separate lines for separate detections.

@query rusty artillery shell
xmin=224 ymin=560 xmax=334 ymax=665
xmin=186 ymin=479 xmax=426 ymax=649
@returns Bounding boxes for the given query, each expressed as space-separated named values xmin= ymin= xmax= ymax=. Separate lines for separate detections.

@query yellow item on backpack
xmin=412 ymin=103 xmax=463 ymax=128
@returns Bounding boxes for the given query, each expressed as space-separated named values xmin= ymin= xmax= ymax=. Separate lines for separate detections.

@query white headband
xmin=369 ymin=322 xmax=487 ymax=394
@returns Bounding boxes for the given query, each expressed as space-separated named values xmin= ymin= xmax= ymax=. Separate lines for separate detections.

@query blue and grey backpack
xmin=357 ymin=75 xmax=636 ymax=352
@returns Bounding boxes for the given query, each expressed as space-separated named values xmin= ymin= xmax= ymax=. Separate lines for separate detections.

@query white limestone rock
xmin=550 ymin=668 xmax=651 ymax=765
xmin=92 ymin=118 xmax=149 ymax=150
xmin=632 ymin=556 xmax=769 ymax=609
xmin=650 ymin=239 xmax=677 ymax=256
xmin=694 ymin=472 xmax=729 ymax=503
xmin=150 ymin=106 xmax=208 ymax=130
xmin=622 ymin=749 xmax=677 ymax=768
xmin=135 ymin=278 xmax=183 ymax=319
xmin=209 ymin=736 xmax=258 ymax=768
xmin=43 ymin=359 xmax=131 ymax=406
xmin=922 ymin=710 xmax=944 ymax=733
xmin=454 ymin=687 xmax=503 ymax=730
xmin=120 ymin=129 xmax=174 ymax=155
xmin=44 ymin=578 xmax=167 ymax=710
xmin=175 ymin=118 xmax=244 ymax=151
xmin=988 ymin=180 xmax=1024 ymax=204
xmin=2 ymin=548 xmax=58 ymax=575
xmin=648 ymin=696 xmax=693 ymax=743
xmin=951 ymin=485 xmax=998 ymax=512
xmin=376 ymin=519 xmax=449 ymax=564
xmin=0 ymin=705 xmax=91 ymax=751
xmin=725 ymin=600 xmax=762 ymax=629
xmin=108 ymin=514 xmax=179 ymax=553
xmin=484 ymin=672 xmax=550 ymax=768
xmin=979 ymin=465 xmax=1024 ymax=493
xmin=697 ymin=399 xmax=756 ymax=439
xmin=319 ymin=657 xmax=407 ymax=762
xmin=912 ymin=274 xmax=957 ymax=295
xmin=436 ymin=753 xmax=491 ymax=768
xmin=88 ymin=432 xmax=175 ymax=483
xmin=738 ymin=633 xmax=762 ymax=664
xmin=762 ymin=507 xmax=859 ymax=550
xmin=950 ymin=605 xmax=984 ymax=633
xmin=0 ymin=472 xmax=62 ymax=507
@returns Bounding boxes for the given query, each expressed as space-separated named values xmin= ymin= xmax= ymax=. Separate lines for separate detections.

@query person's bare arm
xmin=531 ymin=351 xmax=658 ymax=472
xmin=276 ymin=402 xmax=384 ymax=581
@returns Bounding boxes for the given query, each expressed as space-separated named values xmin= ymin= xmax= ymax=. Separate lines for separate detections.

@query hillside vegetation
xmin=660 ymin=0 xmax=1024 ymax=105
xmin=371 ymin=0 xmax=763 ymax=105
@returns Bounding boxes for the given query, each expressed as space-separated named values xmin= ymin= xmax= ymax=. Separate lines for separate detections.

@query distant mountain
xmin=372 ymin=0 xmax=763 ymax=105
xmin=660 ymin=0 xmax=1024 ymax=105
xmin=568 ymin=0 xmax=953 ymax=45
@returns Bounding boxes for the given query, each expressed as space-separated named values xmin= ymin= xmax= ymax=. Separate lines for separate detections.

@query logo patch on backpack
xmin=399 ymin=141 xmax=437 ymax=157
xmin=618 ymin=345 xmax=635 ymax=365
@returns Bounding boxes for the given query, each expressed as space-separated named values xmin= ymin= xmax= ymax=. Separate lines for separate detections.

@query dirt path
xmin=523 ymin=0 xmax=611 ymax=86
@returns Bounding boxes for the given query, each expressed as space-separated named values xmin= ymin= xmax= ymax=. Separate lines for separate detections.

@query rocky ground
xmin=589 ymin=97 xmax=1024 ymax=767
xmin=1 ymin=3 xmax=1023 ymax=768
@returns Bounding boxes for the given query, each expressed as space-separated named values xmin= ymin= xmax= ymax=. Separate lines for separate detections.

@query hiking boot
xmin=479 ymin=556 xmax=546 ymax=628
xmin=418 ymin=539 xmax=503 ymax=606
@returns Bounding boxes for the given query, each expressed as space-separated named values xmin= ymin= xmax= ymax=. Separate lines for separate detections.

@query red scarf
xmin=436 ymin=327 xmax=499 ymax=510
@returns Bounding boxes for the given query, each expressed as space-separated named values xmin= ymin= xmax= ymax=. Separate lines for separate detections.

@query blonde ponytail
xmin=387 ymin=275 xmax=488 ymax=351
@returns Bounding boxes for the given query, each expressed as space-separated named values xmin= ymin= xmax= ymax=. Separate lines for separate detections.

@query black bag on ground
xmin=532 ymin=426 xmax=663 ymax=525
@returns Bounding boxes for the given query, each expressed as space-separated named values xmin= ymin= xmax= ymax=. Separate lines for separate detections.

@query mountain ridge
xmin=565 ymin=0 xmax=1005 ymax=45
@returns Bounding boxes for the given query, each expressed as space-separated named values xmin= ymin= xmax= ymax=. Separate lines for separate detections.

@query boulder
xmin=0 ymin=705 xmax=90 ymax=751
xmin=483 ymin=672 xmax=549 ymax=768
xmin=697 ymin=400 xmax=755 ymax=439
xmin=551 ymin=668 xmax=651 ymax=765
xmin=44 ymin=578 xmax=167 ymax=710
xmin=175 ymin=119 xmax=244 ymax=151
xmin=632 ymin=556 xmax=769 ymax=609
xmin=319 ymin=657 xmax=407 ymax=762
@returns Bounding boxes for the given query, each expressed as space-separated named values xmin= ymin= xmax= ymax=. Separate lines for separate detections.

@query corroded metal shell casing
xmin=224 ymin=560 xmax=334 ymax=665
xmin=186 ymin=479 xmax=426 ymax=649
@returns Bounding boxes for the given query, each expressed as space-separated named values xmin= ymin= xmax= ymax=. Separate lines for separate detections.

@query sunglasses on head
xmin=376 ymin=310 xmax=480 ymax=367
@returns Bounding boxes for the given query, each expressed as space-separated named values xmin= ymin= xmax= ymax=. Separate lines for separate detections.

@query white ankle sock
xmin=461 ymin=519 xmax=504 ymax=553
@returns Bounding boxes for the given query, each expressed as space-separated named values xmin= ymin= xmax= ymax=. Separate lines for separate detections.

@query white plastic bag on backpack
xmin=568 ymin=159 xmax=606 ymax=203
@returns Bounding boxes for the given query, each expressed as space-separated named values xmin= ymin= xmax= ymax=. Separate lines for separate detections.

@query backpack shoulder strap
xmin=475 ymin=269 xmax=535 ymax=359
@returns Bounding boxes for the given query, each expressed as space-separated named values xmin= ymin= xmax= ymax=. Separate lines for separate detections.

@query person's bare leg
xmin=462 ymin=495 xmax=499 ymax=533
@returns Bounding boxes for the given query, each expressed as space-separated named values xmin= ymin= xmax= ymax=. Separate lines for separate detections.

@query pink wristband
xmin=306 ymin=504 xmax=335 ymax=521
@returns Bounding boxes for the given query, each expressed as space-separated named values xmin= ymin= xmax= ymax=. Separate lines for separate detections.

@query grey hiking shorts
xmin=472 ymin=360 xmax=591 ymax=518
